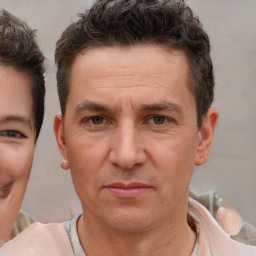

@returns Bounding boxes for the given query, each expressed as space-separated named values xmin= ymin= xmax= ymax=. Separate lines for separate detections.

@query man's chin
xmin=98 ymin=208 xmax=155 ymax=232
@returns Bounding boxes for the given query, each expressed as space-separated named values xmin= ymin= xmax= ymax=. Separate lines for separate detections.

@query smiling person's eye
xmin=0 ymin=189 xmax=5 ymax=198
xmin=0 ymin=183 xmax=13 ymax=198
xmin=0 ymin=187 xmax=9 ymax=198
xmin=0 ymin=130 xmax=24 ymax=138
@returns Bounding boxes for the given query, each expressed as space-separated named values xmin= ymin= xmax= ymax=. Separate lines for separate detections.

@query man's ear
xmin=195 ymin=108 xmax=218 ymax=166
xmin=54 ymin=114 xmax=69 ymax=170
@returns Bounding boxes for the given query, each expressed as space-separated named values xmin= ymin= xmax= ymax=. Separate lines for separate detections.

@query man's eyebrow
xmin=140 ymin=102 xmax=182 ymax=113
xmin=75 ymin=102 xmax=182 ymax=114
xmin=75 ymin=102 xmax=109 ymax=113
xmin=0 ymin=115 xmax=32 ymax=128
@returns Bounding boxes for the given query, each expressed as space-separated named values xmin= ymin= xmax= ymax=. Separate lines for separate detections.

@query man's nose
xmin=109 ymin=123 xmax=146 ymax=170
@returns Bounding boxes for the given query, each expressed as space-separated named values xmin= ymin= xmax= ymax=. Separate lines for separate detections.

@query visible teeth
xmin=0 ymin=190 xmax=5 ymax=198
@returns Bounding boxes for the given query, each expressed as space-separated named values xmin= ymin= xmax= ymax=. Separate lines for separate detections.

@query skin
xmin=0 ymin=65 xmax=35 ymax=246
xmin=54 ymin=45 xmax=218 ymax=256
xmin=217 ymin=206 xmax=243 ymax=235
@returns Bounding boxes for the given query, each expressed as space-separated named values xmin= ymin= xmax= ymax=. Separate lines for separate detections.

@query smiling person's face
xmin=55 ymin=45 xmax=217 ymax=233
xmin=0 ymin=65 xmax=35 ymax=245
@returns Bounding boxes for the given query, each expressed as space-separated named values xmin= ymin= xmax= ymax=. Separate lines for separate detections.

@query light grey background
xmin=0 ymin=0 xmax=255 ymax=225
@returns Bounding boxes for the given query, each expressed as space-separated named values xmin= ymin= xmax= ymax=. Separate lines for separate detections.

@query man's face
xmin=0 ymin=65 xmax=35 ymax=245
xmin=55 ymin=45 xmax=215 ymax=231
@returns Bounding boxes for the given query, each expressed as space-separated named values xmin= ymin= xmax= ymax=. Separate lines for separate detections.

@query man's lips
xmin=104 ymin=182 xmax=153 ymax=198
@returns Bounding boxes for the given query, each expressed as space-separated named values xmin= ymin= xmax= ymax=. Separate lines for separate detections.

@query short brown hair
xmin=55 ymin=0 xmax=214 ymax=127
xmin=0 ymin=9 xmax=45 ymax=140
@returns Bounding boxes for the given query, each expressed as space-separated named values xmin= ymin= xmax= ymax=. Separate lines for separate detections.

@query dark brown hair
xmin=0 ymin=9 xmax=45 ymax=140
xmin=55 ymin=0 xmax=214 ymax=127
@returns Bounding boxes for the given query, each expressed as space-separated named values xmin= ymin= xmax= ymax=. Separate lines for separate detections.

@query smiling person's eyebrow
xmin=140 ymin=102 xmax=182 ymax=113
xmin=0 ymin=115 xmax=32 ymax=128
xmin=75 ymin=102 xmax=109 ymax=114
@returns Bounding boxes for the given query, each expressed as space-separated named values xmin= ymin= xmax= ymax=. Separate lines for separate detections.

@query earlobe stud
xmin=201 ymin=155 xmax=208 ymax=164
xmin=61 ymin=159 xmax=70 ymax=170
xmin=199 ymin=155 xmax=205 ymax=165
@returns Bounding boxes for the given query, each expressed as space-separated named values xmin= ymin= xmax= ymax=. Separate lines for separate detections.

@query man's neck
xmin=77 ymin=211 xmax=196 ymax=256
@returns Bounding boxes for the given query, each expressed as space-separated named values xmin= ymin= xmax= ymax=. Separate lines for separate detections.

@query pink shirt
xmin=1 ymin=199 xmax=256 ymax=256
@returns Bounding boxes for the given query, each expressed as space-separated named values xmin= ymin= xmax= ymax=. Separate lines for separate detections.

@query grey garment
xmin=189 ymin=190 xmax=222 ymax=219
xmin=63 ymin=214 xmax=199 ymax=256
xmin=231 ymin=222 xmax=256 ymax=246
xmin=191 ymin=239 xmax=199 ymax=256
xmin=63 ymin=215 xmax=85 ymax=256
xmin=189 ymin=211 xmax=200 ymax=256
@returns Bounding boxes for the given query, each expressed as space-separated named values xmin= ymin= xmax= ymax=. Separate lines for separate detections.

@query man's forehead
xmin=70 ymin=44 xmax=189 ymax=78
xmin=68 ymin=45 xmax=190 ymax=91
xmin=65 ymin=44 xmax=195 ymax=116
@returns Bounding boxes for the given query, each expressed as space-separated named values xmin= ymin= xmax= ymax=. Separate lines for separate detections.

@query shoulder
xmin=189 ymin=198 xmax=256 ymax=256
xmin=0 ymin=222 xmax=74 ymax=256
xmin=8 ymin=209 xmax=36 ymax=240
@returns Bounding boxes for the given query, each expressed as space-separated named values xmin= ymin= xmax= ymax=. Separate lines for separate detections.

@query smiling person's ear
xmin=54 ymin=114 xmax=69 ymax=170
xmin=195 ymin=108 xmax=218 ymax=166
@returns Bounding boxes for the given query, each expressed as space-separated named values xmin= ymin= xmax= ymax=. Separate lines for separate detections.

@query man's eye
xmin=151 ymin=116 xmax=166 ymax=125
xmin=0 ymin=130 xmax=23 ymax=138
xmin=90 ymin=116 xmax=105 ymax=125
